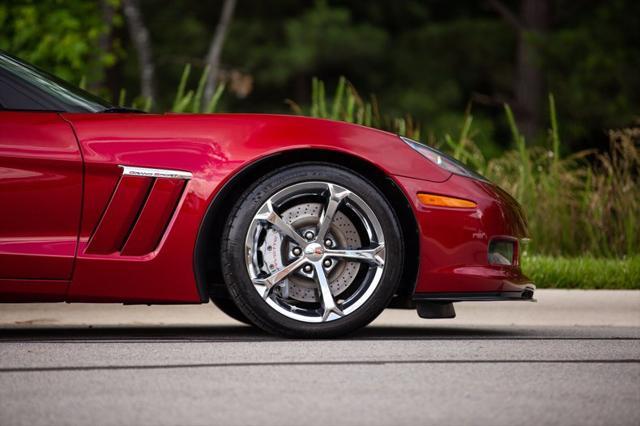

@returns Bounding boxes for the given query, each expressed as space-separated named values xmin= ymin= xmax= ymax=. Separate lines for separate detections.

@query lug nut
xmin=292 ymin=247 xmax=302 ymax=256
xmin=304 ymin=231 xmax=315 ymax=240
xmin=323 ymin=259 xmax=332 ymax=268
xmin=324 ymin=239 xmax=333 ymax=247
xmin=303 ymin=264 xmax=313 ymax=273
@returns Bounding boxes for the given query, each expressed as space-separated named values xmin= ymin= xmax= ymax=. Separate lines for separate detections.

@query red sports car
xmin=0 ymin=51 xmax=534 ymax=337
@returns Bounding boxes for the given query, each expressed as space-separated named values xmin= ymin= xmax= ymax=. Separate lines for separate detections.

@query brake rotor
xmin=259 ymin=202 xmax=361 ymax=302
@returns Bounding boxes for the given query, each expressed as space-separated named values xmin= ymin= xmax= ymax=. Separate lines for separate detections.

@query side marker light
xmin=417 ymin=193 xmax=477 ymax=209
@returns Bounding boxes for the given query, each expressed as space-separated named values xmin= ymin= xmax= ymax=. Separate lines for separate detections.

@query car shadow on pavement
xmin=0 ymin=325 xmax=268 ymax=342
xmin=352 ymin=325 xmax=522 ymax=340
xmin=0 ymin=324 xmax=532 ymax=342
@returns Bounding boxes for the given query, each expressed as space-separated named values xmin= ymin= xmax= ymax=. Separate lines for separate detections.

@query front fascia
xmin=393 ymin=173 xmax=532 ymax=295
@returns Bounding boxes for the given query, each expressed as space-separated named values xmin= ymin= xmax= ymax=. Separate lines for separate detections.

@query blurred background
xmin=1 ymin=0 xmax=639 ymax=287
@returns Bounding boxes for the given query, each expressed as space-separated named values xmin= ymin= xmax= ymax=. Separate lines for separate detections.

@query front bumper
xmin=393 ymin=173 xmax=535 ymax=299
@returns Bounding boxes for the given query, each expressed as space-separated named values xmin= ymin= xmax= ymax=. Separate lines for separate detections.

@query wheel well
xmin=194 ymin=149 xmax=420 ymax=303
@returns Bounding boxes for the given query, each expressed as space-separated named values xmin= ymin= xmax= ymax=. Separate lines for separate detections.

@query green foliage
xmin=389 ymin=17 xmax=514 ymax=147
xmin=4 ymin=1 xmax=639 ymax=147
xmin=522 ymin=255 xmax=640 ymax=289
xmin=6 ymin=0 xmax=637 ymax=148
xmin=455 ymin=96 xmax=640 ymax=258
xmin=222 ymin=0 xmax=388 ymax=90
xmin=281 ymin=1 xmax=388 ymax=82
xmin=543 ymin=0 xmax=640 ymax=146
xmin=116 ymin=63 xmax=225 ymax=113
xmin=0 ymin=0 xmax=120 ymax=85
xmin=169 ymin=64 xmax=226 ymax=113
xmin=288 ymin=76 xmax=420 ymax=139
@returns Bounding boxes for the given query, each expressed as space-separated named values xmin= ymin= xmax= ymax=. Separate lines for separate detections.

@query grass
xmin=522 ymin=255 xmax=640 ymax=289
xmin=287 ymin=76 xmax=422 ymax=139
xmin=114 ymin=64 xmax=226 ymax=113
xmin=481 ymin=99 xmax=640 ymax=259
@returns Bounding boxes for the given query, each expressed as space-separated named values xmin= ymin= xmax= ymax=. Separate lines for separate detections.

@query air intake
xmin=86 ymin=166 xmax=191 ymax=256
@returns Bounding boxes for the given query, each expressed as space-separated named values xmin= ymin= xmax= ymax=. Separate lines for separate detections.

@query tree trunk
xmin=122 ymin=0 xmax=156 ymax=104
xmin=203 ymin=0 xmax=237 ymax=106
xmin=487 ymin=0 xmax=549 ymax=141
xmin=514 ymin=0 xmax=549 ymax=140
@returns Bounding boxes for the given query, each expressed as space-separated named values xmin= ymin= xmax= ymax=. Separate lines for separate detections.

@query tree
xmin=203 ymin=0 xmax=237 ymax=105
xmin=0 ymin=0 xmax=115 ymax=85
xmin=122 ymin=0 xmax=156 ymax=103
xmin=487 ymin=0 xmax=549 ymax=141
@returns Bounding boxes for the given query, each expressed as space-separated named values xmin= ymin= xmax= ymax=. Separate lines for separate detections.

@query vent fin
xmin=120 ymin=179 xmax=186 ymax=256
xmin=86 ymin=176 xmax=153 ymax=254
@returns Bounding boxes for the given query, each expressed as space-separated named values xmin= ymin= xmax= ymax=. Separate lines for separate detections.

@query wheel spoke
xmin=316 ymin=184 xmax=350 ymax=240
xmin=255 ymin=200 xmax=307 ymax=246
xmin=253 ymin=257 xmax=308 ymax=299
xmin=325 ymin=243 xmax=385 ymax=267
xmin=312 ymin=262 xmax=344 ymax=321
xmin=245 ymin=180 xmax=387 ymax=324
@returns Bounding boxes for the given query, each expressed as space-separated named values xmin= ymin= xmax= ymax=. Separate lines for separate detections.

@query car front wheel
xmin=220 ymin=163 xmax=403 ymax=338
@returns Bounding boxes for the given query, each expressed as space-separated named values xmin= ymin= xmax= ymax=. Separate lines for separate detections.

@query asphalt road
xmin=1 ymin=290 xmax=639 ymax=426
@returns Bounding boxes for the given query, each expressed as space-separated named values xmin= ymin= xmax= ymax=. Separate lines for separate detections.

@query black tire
xmin=210 ymin=296 xmax=253 ymax=325
xmin=220 ymin=163 xmax=404 ymax=338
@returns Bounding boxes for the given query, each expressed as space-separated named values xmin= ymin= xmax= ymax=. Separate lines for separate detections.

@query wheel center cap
xmin=304 ymin=243 xmax=324 ymax=261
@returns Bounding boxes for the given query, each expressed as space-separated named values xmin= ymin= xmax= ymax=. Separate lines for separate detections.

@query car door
xmin=0 ymin=110 xmax=83 ymax=281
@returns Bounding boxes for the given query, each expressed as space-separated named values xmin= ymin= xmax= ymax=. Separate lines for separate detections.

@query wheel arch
xmin=193 ymin=148 xmax=420 ymax=304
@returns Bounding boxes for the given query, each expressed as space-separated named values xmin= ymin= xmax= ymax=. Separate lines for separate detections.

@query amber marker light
xmin=417 ymin=193 xmax=477 ymax=209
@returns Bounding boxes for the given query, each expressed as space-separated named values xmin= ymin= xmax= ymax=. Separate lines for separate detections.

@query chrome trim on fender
xmin=119 ymin=165 xmax=192 ymax=180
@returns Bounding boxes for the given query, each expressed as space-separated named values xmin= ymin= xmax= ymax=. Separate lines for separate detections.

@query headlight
xmin=400 ymin=136 xmax=487 ymax=181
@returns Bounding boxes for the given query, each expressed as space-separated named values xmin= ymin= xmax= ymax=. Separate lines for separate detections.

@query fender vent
xmin=86 ymin=166 xmax=191 ymax=256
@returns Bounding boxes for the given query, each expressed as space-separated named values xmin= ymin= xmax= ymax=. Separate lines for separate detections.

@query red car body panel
xmin=0 ymin=112 xmax=82 ymax=284
xmin=0 ymin=111 xmax=533 ymax=304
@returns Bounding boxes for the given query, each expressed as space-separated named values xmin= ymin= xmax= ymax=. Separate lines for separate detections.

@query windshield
xmin=0 ymin=51 xmax=112 ymax=112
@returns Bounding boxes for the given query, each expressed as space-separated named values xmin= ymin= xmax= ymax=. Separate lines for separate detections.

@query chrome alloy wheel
xmin=244 ymin=181 xmax=386 ymax=323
